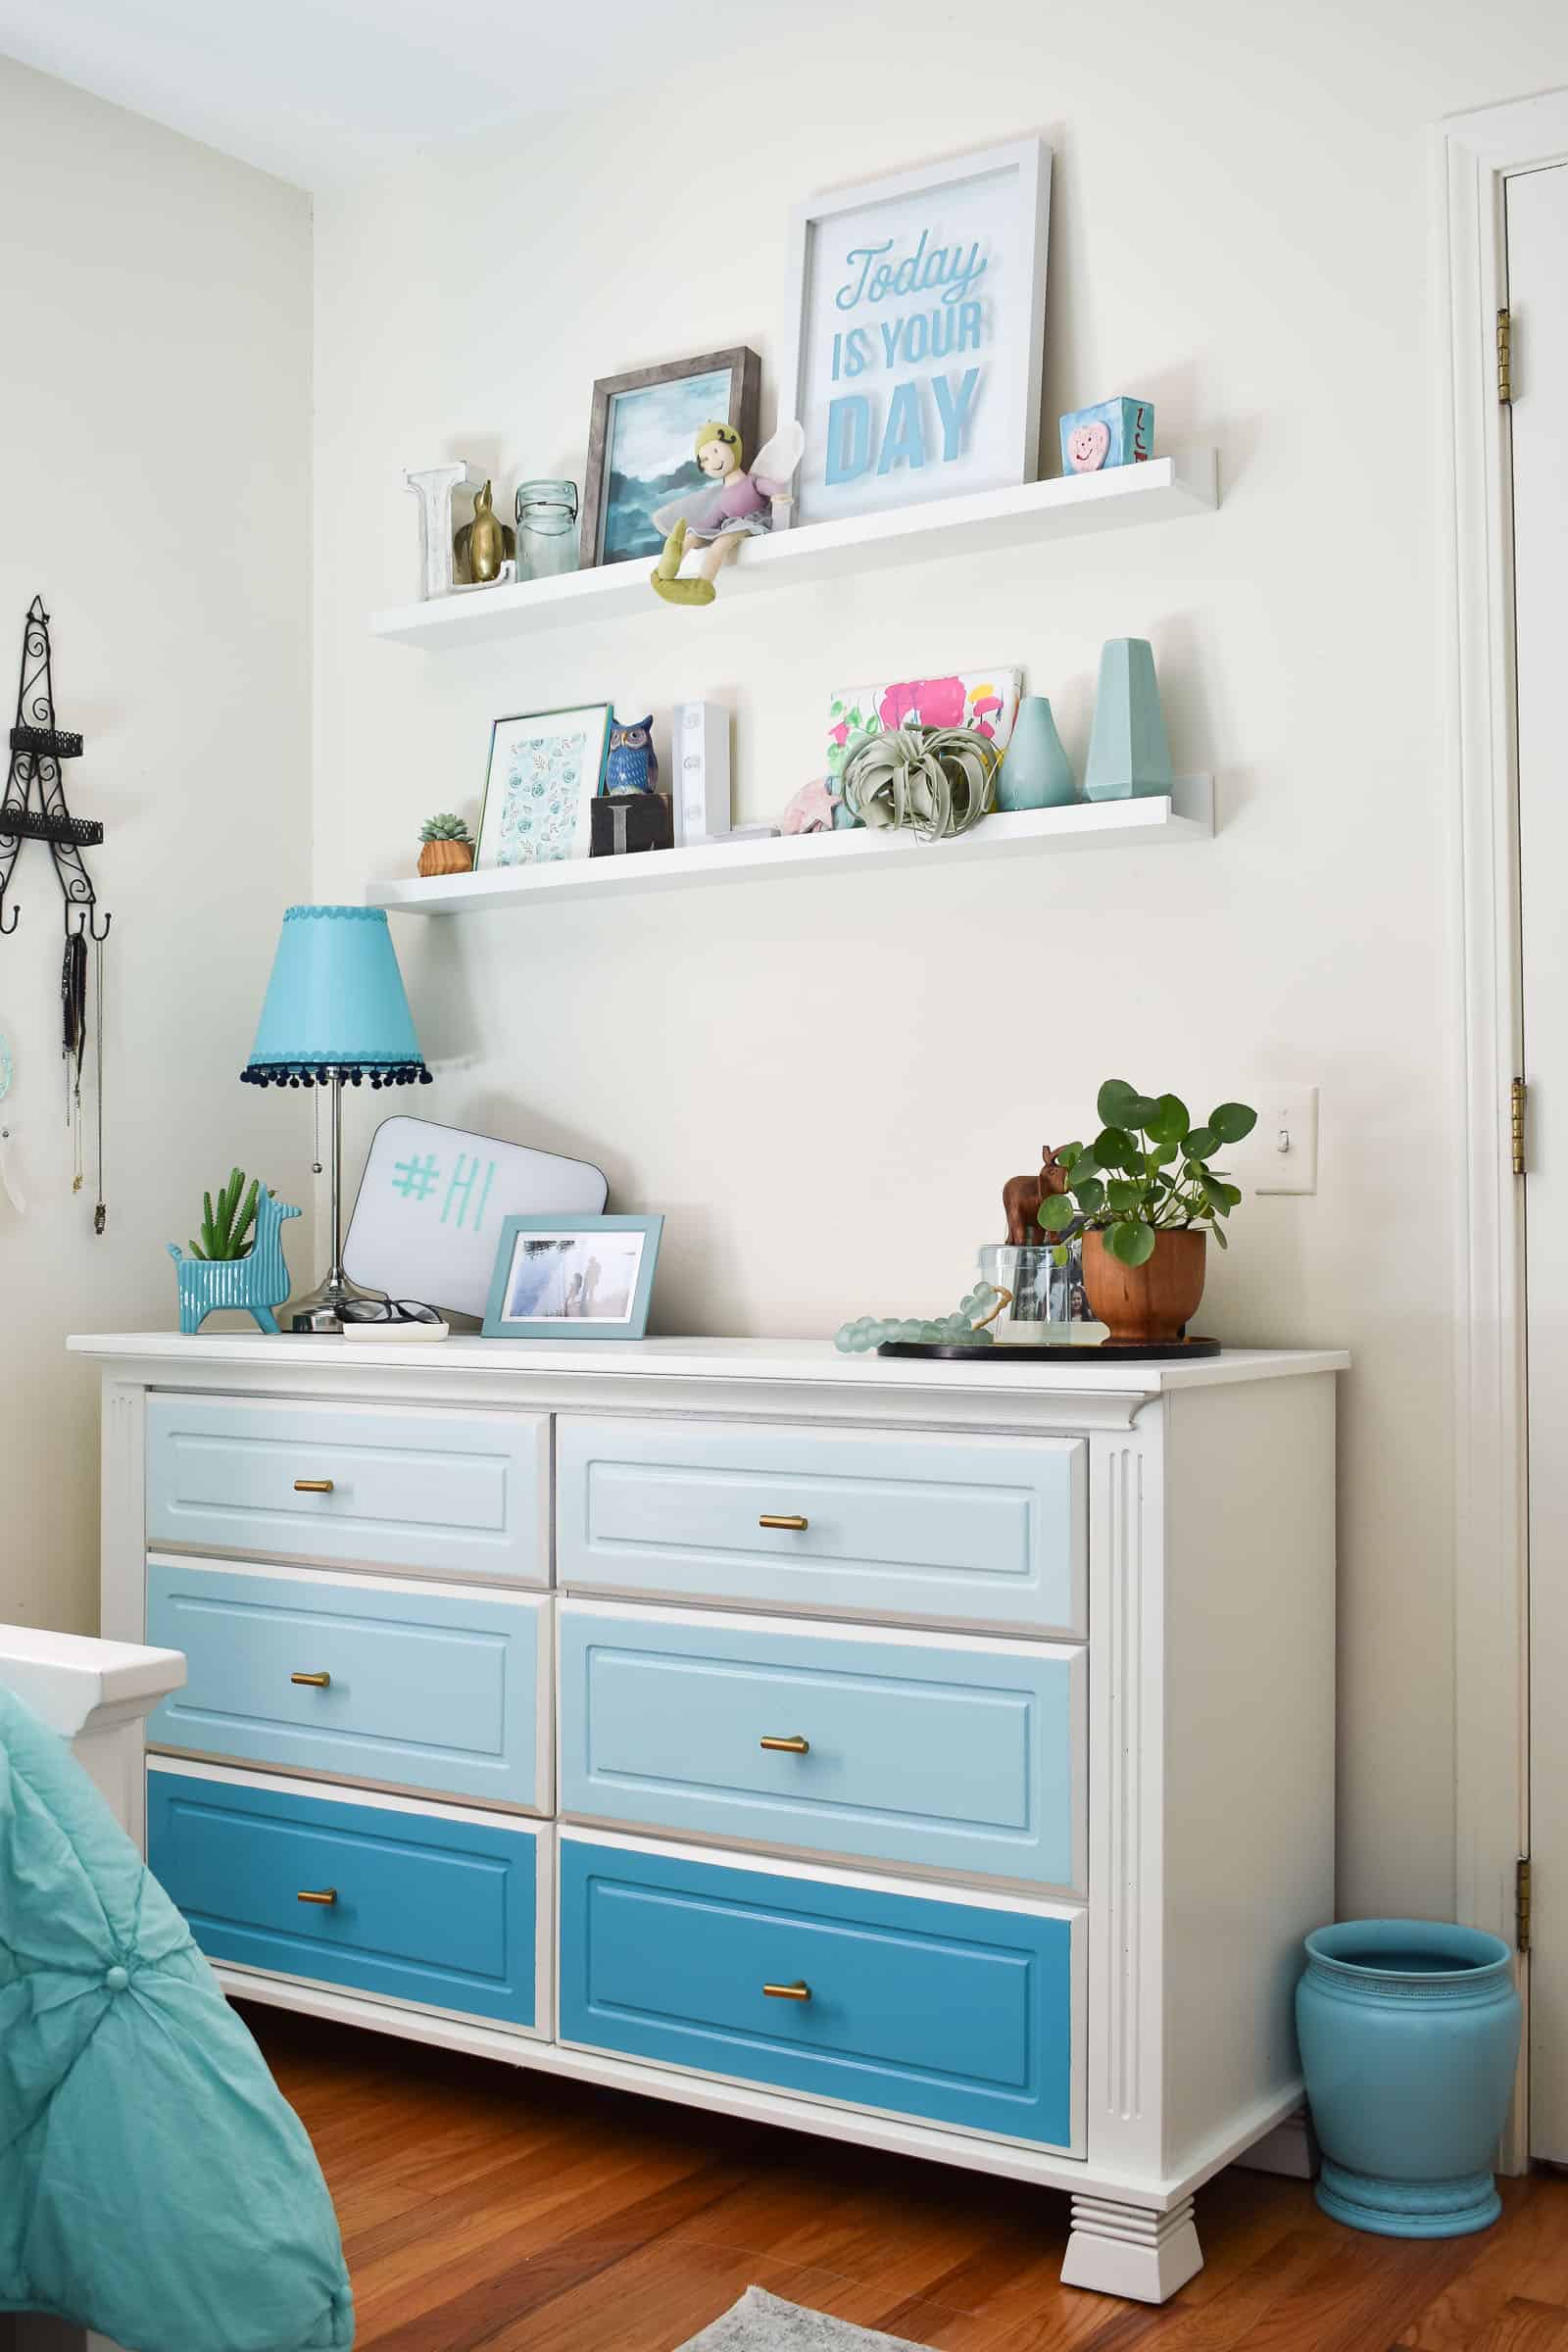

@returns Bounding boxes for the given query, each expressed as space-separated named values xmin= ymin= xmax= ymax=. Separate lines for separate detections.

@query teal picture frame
xmin=483 ymin=1213 xmax=663 ymax=1340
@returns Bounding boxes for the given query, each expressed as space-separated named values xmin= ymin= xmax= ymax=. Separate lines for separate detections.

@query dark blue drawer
xmin=148 ymin=1765 xmax=542 ymax=2030
xmin=558 ymin=1835 xmax=1082 ymax=2148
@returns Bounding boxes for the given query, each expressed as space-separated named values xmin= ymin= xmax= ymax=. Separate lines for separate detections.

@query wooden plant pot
xmin=1081 ymin=1228 xmax=1207 ymax=1344
xmin=417 ymin=838 xmax=474 ymax=878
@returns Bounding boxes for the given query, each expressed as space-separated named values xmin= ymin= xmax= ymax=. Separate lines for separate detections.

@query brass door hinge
xmin=1512 ymin=1077 xmax=1528 ymax=1177
xmin=1498 ymin=308 xmax=1513 ymax=405
xmin=1518 ymin=1855 xmax=1532 ymax=1953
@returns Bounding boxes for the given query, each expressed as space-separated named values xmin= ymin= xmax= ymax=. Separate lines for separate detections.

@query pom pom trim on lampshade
xmin=240 ymin=1061 xmax=432 ymax=1090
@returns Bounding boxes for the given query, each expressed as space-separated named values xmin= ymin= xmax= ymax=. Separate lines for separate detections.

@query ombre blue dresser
xmin=72 ymin=1332 xmax=1344 ymax=2302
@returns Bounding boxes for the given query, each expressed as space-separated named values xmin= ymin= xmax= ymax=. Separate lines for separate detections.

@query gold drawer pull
xmin=759 ymin=1513 xmax=808 ymax=1532
xmin=296 ymin=1887 xmax=337 ymax=1906
xmin=290 ymin=1671 xmax=331 ymax=1689
xmin=294 ymin=1478 xmax=334 ymax=1494
xmin=762 ymin=1980 xmax=810 ymax=2001
xmin=760 ymin=1734 xmax=809 ymax=1755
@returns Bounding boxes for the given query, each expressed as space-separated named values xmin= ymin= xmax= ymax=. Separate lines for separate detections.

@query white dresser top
xmin=69 ymin=1331 xmax=1348 ymax=1434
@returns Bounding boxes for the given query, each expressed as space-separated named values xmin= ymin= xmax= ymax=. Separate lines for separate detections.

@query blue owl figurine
xmin=603 ymin=713 xmax=659 ymax=795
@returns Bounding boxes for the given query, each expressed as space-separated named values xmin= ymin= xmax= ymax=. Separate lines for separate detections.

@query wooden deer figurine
xmin=168 ymin=1188 xmax=301 ymax=1335
xmin=1002 ymin=1147 xmax=1070 ymax=1246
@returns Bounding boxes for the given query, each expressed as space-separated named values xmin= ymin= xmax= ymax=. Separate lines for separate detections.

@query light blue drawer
xmin=559 ymin=1835 xmax=1082 ymax=2149
xmin=146 ymin=1395 xmax=548 ymax=1582
xmin=148 ymin=1765 xmax=543 ymax=2030
xmin=147 ymin=1558 xmax=548 ymax=1808
xmin=558 ymin=1602 xmax=1084 ymax=1889
xmin=556 ymin=1418 xmax=1085 ymax=1636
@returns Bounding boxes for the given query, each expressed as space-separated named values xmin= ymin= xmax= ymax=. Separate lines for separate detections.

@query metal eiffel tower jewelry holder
xmin=0 ymin=596 xmax=112 ymax=1231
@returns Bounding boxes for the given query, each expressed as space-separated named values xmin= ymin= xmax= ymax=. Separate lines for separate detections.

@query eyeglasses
xmin=336 ymin=1298 xmax=444 ymax=1327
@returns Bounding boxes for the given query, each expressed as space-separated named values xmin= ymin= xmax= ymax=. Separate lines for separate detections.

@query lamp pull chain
xmin=312 ymin=1082 xmax=322 ymax=1177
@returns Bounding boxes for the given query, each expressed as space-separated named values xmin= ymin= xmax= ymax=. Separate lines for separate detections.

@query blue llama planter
xmin=1297 ymin=1919 xmax=1521 ymax=2238
xmin=168 ymin=1189 xmax=301 ymax=1334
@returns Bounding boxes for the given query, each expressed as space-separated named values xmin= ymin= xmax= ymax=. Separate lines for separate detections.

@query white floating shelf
xmin=368 ymin=780 xmax=1213 ymax=915
xmin=371 ymin=453 xmax=1218 ymax=651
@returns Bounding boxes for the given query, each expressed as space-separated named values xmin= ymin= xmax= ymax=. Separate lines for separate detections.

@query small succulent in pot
xmin=417 ymin=812 xmax=474 ymax=877
xmin=189 ymin=1166 xmax=259 ymax=1260
xmin=1038 ymin=1081 xmax=1256 ymax=1342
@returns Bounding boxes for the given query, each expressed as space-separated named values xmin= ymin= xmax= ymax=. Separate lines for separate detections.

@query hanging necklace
xmin=93 ymin=930 xmax=105 ymax=1231
xmin=62 ymin=924 xmax=85 ymax=1190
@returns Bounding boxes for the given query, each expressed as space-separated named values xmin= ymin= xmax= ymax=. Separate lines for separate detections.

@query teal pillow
xmin=0 ymin=1681 xmax=354 ymax=2350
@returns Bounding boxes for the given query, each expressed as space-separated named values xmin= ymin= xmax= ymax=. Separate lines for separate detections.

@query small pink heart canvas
xmin=826 ymin=670 xmax=1021 ymax=781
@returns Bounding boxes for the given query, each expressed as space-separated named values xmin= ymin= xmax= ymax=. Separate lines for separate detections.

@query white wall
xmin=309 ymin=0 xmax=1568 ymax=1920
xmin=0 ymin=58 xmax=312 ymax=1637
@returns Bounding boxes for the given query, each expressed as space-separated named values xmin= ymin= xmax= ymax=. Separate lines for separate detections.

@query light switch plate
xmin=1235 ymin=1085 xmax=1319 ymax=1195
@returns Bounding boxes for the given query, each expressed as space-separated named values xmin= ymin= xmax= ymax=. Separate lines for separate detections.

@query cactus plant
xmin=417 ymin=812 xmax=474 ymax=878
xmin=189 ymin=1167 xmax=260 ymax=1261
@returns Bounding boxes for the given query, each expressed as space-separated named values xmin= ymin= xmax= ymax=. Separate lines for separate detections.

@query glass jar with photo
xmin=977 ymin=1240 xmax=1091 ymax=1342
xmin=514 ymin=480 xmax=580 ymax=581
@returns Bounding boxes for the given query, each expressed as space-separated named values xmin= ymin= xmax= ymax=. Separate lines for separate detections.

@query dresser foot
xmin=1234 ymin=2105 xmax=1317 ymax=2180
xmin=1060 ymin=2193 xmax=1202 ymax=2302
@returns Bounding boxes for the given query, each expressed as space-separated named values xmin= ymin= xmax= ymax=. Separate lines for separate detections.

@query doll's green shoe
xmin=650 ymin=520 xmax=715 ymax=607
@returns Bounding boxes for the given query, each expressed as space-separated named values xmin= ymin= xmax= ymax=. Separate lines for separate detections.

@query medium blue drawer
xmin=558 ymin=1602 xmax=1084 ymax=1889
xmin=148 ymin=1765 xmax=543 ymax=2030
xmin=559 ymin=1835 xmax=1082 ymax=2149
xmin=146 ymin=1395 xmax=548 ymax=1582
xmin=147 ymin=1558 xmax=548 ymax=1808
xmin=556 ymin=1418 xmax=1086 ymax=1636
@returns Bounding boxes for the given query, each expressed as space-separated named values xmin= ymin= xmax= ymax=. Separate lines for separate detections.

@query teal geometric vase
xmin=1296 ymin=1920 xmax=1521 ymax=2238
xmin=1083 ymin=637 xmax=1173 ymax=801
xmin=997 ymin=695 xmax=1077 ymax=810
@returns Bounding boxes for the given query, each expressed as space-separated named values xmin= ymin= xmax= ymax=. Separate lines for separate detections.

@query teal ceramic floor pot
xmin=1297 ymin=1919 xmax=1520 ymax=2238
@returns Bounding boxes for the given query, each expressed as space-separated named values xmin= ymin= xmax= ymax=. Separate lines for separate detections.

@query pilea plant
xmin=189 ymin=1167 xmax=260 ymax=1261
xmin=1037 ymin=1080 xmax=1257 ymax=1267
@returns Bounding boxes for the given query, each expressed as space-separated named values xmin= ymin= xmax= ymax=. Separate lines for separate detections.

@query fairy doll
xmin=650 ymin=416 xmax=806 ymax=606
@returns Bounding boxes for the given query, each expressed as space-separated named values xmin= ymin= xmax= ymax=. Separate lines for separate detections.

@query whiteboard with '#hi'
xmin=344 ymin=1116 xmax=609 ymax=1316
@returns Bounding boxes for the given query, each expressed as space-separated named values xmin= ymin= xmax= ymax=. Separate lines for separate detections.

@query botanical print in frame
xmin=476 ymin=704 xmax=611 ymax=869
xmin=580 ymin=348 xmax=760 ymax=568
xmin=780 ymin=139 xmax=1051 ymax=528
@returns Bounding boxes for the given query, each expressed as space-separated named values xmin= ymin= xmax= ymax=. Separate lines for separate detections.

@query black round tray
xmin=876 ymin=1336 xmax=1222 ymax=1363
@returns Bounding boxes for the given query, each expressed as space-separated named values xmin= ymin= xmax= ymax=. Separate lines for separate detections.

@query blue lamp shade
xmin=241 ymin=906 xmax=431 ymax=1091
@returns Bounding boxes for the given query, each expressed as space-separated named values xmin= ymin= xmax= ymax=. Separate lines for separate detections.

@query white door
xmin=1513 ymin=159 xmax=1568 ymax=2161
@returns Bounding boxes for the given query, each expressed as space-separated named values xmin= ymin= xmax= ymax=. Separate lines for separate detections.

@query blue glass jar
xmin=514 ymin=479 xmax=580 ymax=581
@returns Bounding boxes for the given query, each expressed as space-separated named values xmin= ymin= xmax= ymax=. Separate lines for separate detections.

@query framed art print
xmin=476 ymin=704 xmax=612 ymax=869
xmin=827 ymin=668 xmax=1022 ymax=781
xmin=780 ymin=138 xmax=1052 ymax=528
xmin=483 ymin=1213 xmax=663 ymax=1340
xmin=580 ymin=347 xmax=761 ymax=568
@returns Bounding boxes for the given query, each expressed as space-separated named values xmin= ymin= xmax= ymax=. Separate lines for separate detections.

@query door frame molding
xmin=1442 ymin=84 xmax=1568 ymax=2168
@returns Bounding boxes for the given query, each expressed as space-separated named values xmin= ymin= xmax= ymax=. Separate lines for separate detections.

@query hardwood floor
xmin=244 ymin=2004 xmax=1568 ymax=2352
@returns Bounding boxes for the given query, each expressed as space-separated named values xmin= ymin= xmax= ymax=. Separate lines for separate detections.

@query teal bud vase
xmin=997 ymin=696 xmax=1076 ymax=810
xmin=1296 ymin=1920 xmax=1521 ymax=2238
xmin=1083 ymin=637 xmax=1173 ymax=801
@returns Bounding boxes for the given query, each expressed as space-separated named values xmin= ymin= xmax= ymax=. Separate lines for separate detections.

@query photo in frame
xmin=483 ymin=1213 xmax=663 ymax=1340
xmin=580 ymin=348 xmax=760 ymax=568
xmin=780 ymin=138 xmax=1052 ymax=529
xmin=475 ymin=704 xmax=612 ymax=869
